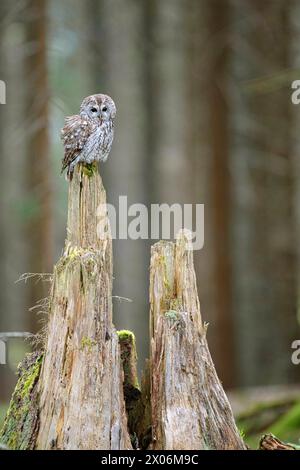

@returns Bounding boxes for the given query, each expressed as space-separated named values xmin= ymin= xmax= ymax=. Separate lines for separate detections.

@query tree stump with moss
xmin=36 ymin=164 xmax=131 ymax=449
xmin=0 ymin=164 xmax=131 ymax=450
xmin=0 ymin=165 xmax=251 ymax=450
xmin=0 ymin=352 xmax=43 ymax=450
xmin=149 ymin=231 xmax=246 ymax=450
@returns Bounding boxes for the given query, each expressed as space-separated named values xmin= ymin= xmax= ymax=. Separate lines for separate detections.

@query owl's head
xmin=80 ymin=94 xmax=116 ymax=122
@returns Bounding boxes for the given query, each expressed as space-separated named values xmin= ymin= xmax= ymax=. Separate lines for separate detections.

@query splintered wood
xmin=36 ymin=164 xmax=131 ymax=450
xmin=149 ymin=231 xmax=246 ymax=450
xmin=1 ymin=165 xmax=249 ymax=450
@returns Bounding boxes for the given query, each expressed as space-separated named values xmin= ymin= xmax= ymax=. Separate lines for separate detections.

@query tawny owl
xmin=61 ymin=94 xmax=116 ymax=179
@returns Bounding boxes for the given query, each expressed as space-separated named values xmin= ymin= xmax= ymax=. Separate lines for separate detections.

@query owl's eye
xmin=90 ymin=107 xmax=98 ymax=113
xmin=102 ymin=106 xmax=108 ymax=112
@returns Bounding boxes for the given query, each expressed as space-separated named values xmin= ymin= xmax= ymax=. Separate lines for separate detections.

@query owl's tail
xmin=66 ymin=167 xmax=74 ymax=181
xmin=61 ymin=165 xmax=73 ymax=181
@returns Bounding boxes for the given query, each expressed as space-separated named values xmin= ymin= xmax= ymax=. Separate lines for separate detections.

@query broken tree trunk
xmin=149 ymin=231 xmax=246 ymax=450
xmin=26 ymin=163 xmax=130 ymax=450
xmin=0 ymin=164 xmax=131 ymax=450
xmin=259 ymin=434 xmax=297 ymax=450
xmin=1 ymin=166 xmax=250 ymax=450
xmin=118 ymin=330 xmax=141 ymax=444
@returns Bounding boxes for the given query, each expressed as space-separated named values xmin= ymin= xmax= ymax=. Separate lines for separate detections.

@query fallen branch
xmin=260 ymin=434 xmax=297 ymax=450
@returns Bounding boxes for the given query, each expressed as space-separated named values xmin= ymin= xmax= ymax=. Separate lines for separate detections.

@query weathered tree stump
xmin=1 ymin=167 xmax=251 ymax=450
xmin=0 ymin=164 xmax=131 ymax=450
xmin=35 ymin=164 xmax=131 ymax=449
xmin=149 ymin=231 xmax=246 ymax=450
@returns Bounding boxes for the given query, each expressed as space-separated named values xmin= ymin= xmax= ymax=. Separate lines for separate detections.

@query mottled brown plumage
xmin=61 ymin=94 xmax=116 ymax=179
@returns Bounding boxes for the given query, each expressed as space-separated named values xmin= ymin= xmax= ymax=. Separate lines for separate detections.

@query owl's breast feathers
xmin=60 ymin=115 xmax=95 ymax=173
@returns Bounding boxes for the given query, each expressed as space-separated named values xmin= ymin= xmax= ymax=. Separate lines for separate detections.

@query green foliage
xmin=269 ymin=402 xmax=300 ymax=444
xmin=237 ymin=398 xmax=300 ymax=449
xmin=118 ymin=329 xmax=135 ymax=342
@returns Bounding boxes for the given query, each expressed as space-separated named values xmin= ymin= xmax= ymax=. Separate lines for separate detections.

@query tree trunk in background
xmin=0 ymin=0 xmax=8 ymax=404
xmin=149 ymin=0 xmax=189 ymax=204
xmin=0 ymin=1 xmax=31 ymax=404
xmin=231 ymin=0 xmax=298 ymax=385
xmin=99 ymin=0 xmax=150 ymax=371
xmin=144 ymin=0 xmax=193 ymax=362
xmin=85 ymin=0 xmax=106 ymax=92
xmin=143 ymin=0 xmax=156 ymax=203
xmin=25 ymin=0 xmax=52 ymax=334
xmin=186 ymin=0 xmax=235 ymax=388
xmin=69 ymin=0 xmax=101 ymax=95
xmin=206 ymin=0 xmax=234 ymax=388
xmin=0 ymin=2 xmax=5 ymax=320
xmin=291 ymin=0 xmax=300 ymax=330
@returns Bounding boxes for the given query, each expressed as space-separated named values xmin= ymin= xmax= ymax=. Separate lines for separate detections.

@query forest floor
xmin=1 ymin=384 xmax=300 ymax=449
xmin=229 ymin=385 xmax=300 ymax=448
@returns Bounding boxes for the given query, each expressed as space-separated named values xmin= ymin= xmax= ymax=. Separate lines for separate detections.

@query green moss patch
xmin=82 ymin=162 xmax=97 ymax=178
xmin=0 ymin=351 xmax=43 ymax=450
xmin=80 ymin=336 xmax=97 ymax=352
xmin=117 ymin=330 xmax=139 ymax=391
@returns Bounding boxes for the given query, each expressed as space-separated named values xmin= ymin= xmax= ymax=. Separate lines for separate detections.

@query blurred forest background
xmin=1 ymin=0 xmax=300 ymax=442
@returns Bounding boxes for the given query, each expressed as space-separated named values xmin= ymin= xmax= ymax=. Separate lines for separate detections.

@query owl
xmin=61 ymin=94 xmax=116 ymax=179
